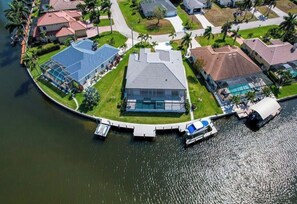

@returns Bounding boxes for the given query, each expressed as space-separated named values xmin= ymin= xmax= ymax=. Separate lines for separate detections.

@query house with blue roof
xmin=41 ymin=39 xmax=119 ymax=91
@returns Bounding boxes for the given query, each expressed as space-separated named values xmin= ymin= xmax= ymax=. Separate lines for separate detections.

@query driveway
xmin=194 ymin=13 xmax=214 ymax=28
xmin=165 ymin=16 xmax=184 ymax=33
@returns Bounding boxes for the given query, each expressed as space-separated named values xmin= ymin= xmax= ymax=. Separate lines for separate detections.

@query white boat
xmin=185 ymin=118 xmax=217 ymax=146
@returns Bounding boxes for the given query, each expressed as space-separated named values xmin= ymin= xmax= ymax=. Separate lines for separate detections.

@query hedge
xmin=36 ymin=44 xmax=60 ymax=56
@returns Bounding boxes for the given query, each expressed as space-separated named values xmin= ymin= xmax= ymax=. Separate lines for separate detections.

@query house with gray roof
xmin=183 ymin=0 xmax=210 ymax=14
xmin=140 ymin=0 xmax=177 ymax=17
xmin=125 ymin=49 xmax=187 ymax=113
xmin=41 ymin=39 xmax=119 ymax=91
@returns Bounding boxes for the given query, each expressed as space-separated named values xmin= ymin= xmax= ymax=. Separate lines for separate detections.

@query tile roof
xmin=243 ymin=38 xmax=297 ymax=66
xmin=190 ymin=46 xmax=262 ymax=81
xmin=125 ymin=49 xmax=187 ymax=90
xmin=51 ymin=39 xmax=119 ymax=83
xmin=37 ymin=10 xmax=82 ymax=26
xmin=55 ymin=27 xmax=74 ymax=37
xmin=49 ymin=0 xmax=84 ymax=11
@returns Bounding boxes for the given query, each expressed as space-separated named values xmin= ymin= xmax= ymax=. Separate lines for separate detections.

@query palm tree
xmin=221 ymin=21 xmax=232 ymax=41
xmin=90 ymin=8 xmax=101 ymax=36
xmin=262 ymin=86 xmax=271 ymax=97
xmin=101 ymin=0 xmax=113 ymax=33
xmin=251 ymin=0 xmax=263 ymax=19
xmin=169 ymin=31 xmax=177 ymax=42
xmin=137 ymin=33 xmax=145 ymax=45
xmin=246 ymin=91 xmax=256 ymax=102
xmin=143 ymin=34 xmax=152 ymax=44
xmin=82 ymin=87 xmax=100 ymax=110
xmin=231 ymin=95 xmax=241 ymax=107
xmin=4 ymin=1 xmax=30 ymax=20
xmin=230 ymin=27 xmax=241 ymax=45
xmin=151 ymin=41 xmax=158 ymax=47
xmin=22 ymin=50 xmax=40 ymax=75
xmin=265 ymin=0 xmax=277 ymax=17
xmin=203 ymin=26 xmax=214 ymax=44
xmin=181 ymin=32 xmax=192 ymax=51
xmin=279 ymin=13 xmax=297 ymax=40
xmin=5 ymin=13 xmax=28 ymax=43
xmin=242 ymin=0 xmax=253 ymax=20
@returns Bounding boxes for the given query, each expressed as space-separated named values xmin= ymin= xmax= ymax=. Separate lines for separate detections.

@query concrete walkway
xmin=271 ymin=6 xmax=288 ymax=18
xmin=194 ymin=13 xmax=214 ymax=28
xmin=191 ymin=37 xmax=201 ymax=49
xmin=165 ymin=16 xmax=184 ymax=33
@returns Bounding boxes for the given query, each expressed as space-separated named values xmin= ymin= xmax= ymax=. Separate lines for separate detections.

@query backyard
xmin=117 ymin=0 xmax=175 ymax=34
xmin=196 ymin=34 xmax=240 ymax=47
xmin=204 ymin=3 xmax=257 ymax=26
xmin=184 ymin=60 xmax=223 ymax=118
xmin=271 ymin=83 xmax=297 ymax=99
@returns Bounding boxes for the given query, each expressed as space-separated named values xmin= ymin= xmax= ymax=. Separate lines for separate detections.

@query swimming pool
xmin=228 ymin=83 xmax=251 ymax=95
xmin=288 ymin=68 xmax=297 ymax=78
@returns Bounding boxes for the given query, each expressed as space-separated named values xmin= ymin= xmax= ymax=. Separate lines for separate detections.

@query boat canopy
xmin=250 ymin=97 xmax=281 ymax=120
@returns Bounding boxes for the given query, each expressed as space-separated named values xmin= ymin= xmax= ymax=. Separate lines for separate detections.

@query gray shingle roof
xmin=140 ymin=0 xmax=176 ymax=15
xmin=125 ymin=49 xmax=187 ymax=90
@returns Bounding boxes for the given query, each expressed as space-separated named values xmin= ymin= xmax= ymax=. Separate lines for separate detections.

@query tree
xmin=4 ymin=1 xmax=30 ymax=20
xmin=39 ymin=30 xmax=48 ymax=43
xmin=101 ymin=0 xmax=113 ymax=33
xmin=242 ymin=0 xmax=253 ymax=20
xmin=82 ymin=87 xmax=100 ymax=110
xmin=221 ymin=21 xmax=232 ymax=41
xmin=90 ymin=8 xmax=101 ymax=36
xmin=277 ymin=70 xmax=293 ymax=86
xmin=246 ymin=91 xmax=256 ymax=102
xmin=181 ymin=32 xmax=192 ymax=51
xmin=265 ymin=0 xmax=277 ymax=17
xmin=143 ymin=34 xmax=152 ymax=44
xmin=193 ymin=58 xmax=206 ymax=74
xmin=231 ymin=95 xmax=241 ymax=106
xmin=251 ymin=0 xmax=263 ymax=19
xmin=153 ymin=6 xmax=165 ymax=26
xmin=151 ymin=41 xmax=158 ymax=47
xmin=203 ymin=26 xmax=214 ymax=44
xmin=262 ymin=86 xmax=271 ymax=97
xmin=137 ymin=33 xmax=145 ymax=44
xmin=169 ymin=31 xmax=176 ymax=42
xmin=22 ymin=50 xmax=40 ymax=74
xmin=230 ymin=27 xmax=241 ymax=45
xmin=279 ymin=13 xmax=297 ymax=42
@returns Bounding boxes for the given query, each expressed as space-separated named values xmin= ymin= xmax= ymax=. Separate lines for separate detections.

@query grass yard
xmin=97 ymin=19 xmax=114 ymax=27
xmin=176 ymin=4 xmax=202 ymax=30
xmin=238 ymin=25 xmax=279 ymax=39
xmin=79 ymin=48 xmax=191 ymax=124
xmin=204 ymin=3 xmax=257 ymax=26
xmin=91 ymin=31 xmax=127 ymax=48
xmin=271 ymin=83 xmax=297 ymax=99
xmin=257 ymin=6 xmax=279 ymax=18
xmin=184 ymin=60 xmax=222 ymax=118
xmin=196 ymin=34 xmax=240 ymax=47
xmin=117 ymin=0 xmax=175 ymax=34
xmin=276 ymin=0 xmax=297 ymax=14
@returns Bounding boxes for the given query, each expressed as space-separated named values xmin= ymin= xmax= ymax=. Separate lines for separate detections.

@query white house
xmin=183 ymin=0 xmax=209 ymax=14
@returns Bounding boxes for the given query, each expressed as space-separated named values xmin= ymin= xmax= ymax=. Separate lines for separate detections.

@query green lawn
xmin=117 ymin=0 xmax=175 ymax=34
xmin=184 ymin=60 xmax=222 ymax=118
xmin=176 ymin=4 xmax=202 ymax=30
xmin=257 ymin=6 xmax=279 ymax=18
xmin=271 ymin=83 xmax=297 ymax=99
xmin=97 ymin=19 xmax=114 ymax=27
xmin=91 ymin=31 xmax=127 ymax=48
xmin=196 ymin=34 xmax=240 ymax=47
xmin=79 ymin=49 xmax=191 ymax=124
xmin=238 ymin=25 xmax=279 ymax=39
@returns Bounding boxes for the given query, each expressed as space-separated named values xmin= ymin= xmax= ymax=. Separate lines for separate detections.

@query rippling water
xmin=1 ymin=1 xmax=297 ymax=203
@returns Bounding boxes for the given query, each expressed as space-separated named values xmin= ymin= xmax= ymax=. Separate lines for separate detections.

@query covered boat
xmin=248 ymin=97 xmax=281 ymax=128
xmin=185 ymin=120 xmax=210 ymax=136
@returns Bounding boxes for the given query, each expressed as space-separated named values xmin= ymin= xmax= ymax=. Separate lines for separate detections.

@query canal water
xmin=1 ymin=2 xmax=297 ymax=203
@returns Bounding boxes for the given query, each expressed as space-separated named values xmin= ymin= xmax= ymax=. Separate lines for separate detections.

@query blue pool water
xmin=228 ymin=83 xmax=251 ymax=95
xmin=135 ymin=101 xmax=165 ymax=110
xmin=288 ymin=68 xmax=297 ymax=78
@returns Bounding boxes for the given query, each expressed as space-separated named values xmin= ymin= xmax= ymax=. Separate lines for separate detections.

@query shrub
xmin=36 ymin=43 xmax=60 ymax=56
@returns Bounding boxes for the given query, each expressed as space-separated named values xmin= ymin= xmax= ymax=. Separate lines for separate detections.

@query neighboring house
xmin=140 ymin=0 xmax=177 ymax=17
xmin=33 ymin=10 xmax=87 ymax=43
xmin=41 ymin=39 xmax=119 ymax=91
xmin=41 ymin=0 xmax=84 ymax=12
xmin=125 ymin=49 xmax=187 ymax=113
xmin=183 ymin=0 xmax=209 ymax=14
xmin=242 ymin=38 xmax=297 ymax=70
xmin=190 ymin=46 xmax=267 ymax=93
xmin=216 ymin=0 xmax=243 ymax=7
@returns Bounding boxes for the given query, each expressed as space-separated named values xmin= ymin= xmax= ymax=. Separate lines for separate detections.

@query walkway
xmin=165 ymin=16 xmax=184 ymax=33
xmin=194 ymin=13 xmax=214 ymax=28
xmin=86 ymin=26 xmax=113 ymax=38
xmin=271 ymin=6 xmax=288 ymax=18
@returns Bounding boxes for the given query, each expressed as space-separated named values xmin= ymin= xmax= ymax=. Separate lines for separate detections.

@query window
xmin=172 ymin=90 xmax=179 ymax=97
xmin=140 ymin=90 xmax=148 ymax=96
xmin=156 ymin=90 xmax=165 ymax=97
